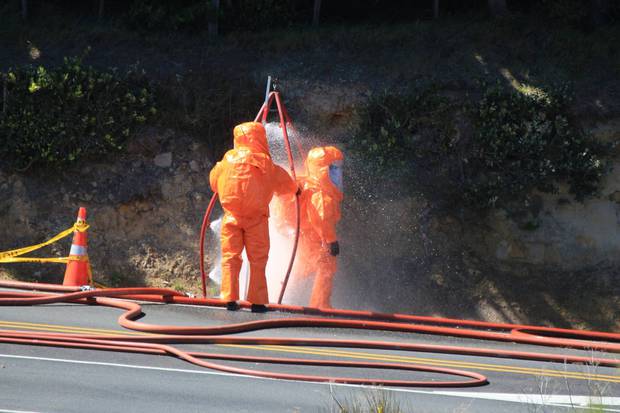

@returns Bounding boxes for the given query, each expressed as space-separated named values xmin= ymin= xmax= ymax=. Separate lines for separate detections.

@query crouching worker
xmin=210 ymin=122 xmax=297 ymax=312
xmin=274 ymin=146 xmax=344 ymax=309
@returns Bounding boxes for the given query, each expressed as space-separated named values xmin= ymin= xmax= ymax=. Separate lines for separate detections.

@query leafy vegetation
xmin=466 ymin=83 xmax=609 ymax=207
xmin=0 ymin=2 xmax=616 ymax=210
xmin=350 ymin=82 xmax=610 ymax=210
xmin=350 ymin=85 xmax=455 ymax=171
xmin=125 ymin=0 xmax=311 ymax=33
xmin=0 ymin=53 xmax=155 ymax=170
xmin=7 ymin=1 xmax=619 ymax=33
xmin=220 ymin=0 xmax=305 ymax=31
xmin=541 ymin=0 xmax=592 ymax=26
xmin=125 ymin=0 xmax=215 ymax=32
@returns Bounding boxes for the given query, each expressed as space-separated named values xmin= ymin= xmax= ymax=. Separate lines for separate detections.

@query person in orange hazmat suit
xmin=209 ymin=121 xmax=297 ymax=312
xmin=273 ymin=146 xmax=344 ymax=309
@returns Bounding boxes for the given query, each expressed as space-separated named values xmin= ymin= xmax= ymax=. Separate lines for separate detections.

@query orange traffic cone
xmin=62 ymin=207 xmax=92 ymax=286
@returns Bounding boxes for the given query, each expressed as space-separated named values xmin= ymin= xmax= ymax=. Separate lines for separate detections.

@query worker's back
xmin=210 ymin=122 xmax=296 ymax=219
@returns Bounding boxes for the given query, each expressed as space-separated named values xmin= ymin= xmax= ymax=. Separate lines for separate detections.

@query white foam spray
xmin=207 ymin=206 xmax=301 ymax=302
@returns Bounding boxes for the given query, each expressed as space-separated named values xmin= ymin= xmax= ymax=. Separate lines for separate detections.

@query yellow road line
xmin=219 ymin=344 xmax=620 ymax=384
xmin=1 ymin=324 xmax=122 ymax=337
xmin=0 ymin=320 xmax=148 ymax=336
xmin=2 ymin=319 xmax=619 ymax=383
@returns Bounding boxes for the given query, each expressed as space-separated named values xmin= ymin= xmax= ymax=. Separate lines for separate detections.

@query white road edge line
xmin=417 ymin=390 xmax=620 ymax=408
xmin=0 ymin=409 xmax=43 ymax=413
xmin=2 ymin=353 xmax=620 ymax=410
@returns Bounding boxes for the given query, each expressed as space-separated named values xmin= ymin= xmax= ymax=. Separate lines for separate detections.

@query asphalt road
xmin=1 ymin=296 xmax=619 ymax=413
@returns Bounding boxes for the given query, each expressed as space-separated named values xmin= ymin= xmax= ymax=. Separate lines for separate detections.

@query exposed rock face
xmin=153 ymin=152 xmax=173 ymax=168
xmin=0 ymin=129 xmax=214 ymax=291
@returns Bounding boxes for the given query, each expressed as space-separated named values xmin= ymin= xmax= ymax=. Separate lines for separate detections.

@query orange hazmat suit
xmin=210 ymin=122 xmax=297 ymax=305
xmin=273 ymin=146 xmax=344 ymax=308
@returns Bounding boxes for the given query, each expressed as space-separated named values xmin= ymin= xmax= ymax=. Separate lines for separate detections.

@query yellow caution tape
xmin=0 ymin=257 xmax=70 ymax=264
xmin=0 ymin=255 xmax=90 ymax=264
xmin=0 ymin=222 xmax=89 ymax=264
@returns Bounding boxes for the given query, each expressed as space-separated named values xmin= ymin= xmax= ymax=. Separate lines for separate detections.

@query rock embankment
xmin=0 ymin=128 xmax=213 ymax=292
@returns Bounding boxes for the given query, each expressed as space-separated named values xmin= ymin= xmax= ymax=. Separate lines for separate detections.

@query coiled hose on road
xmin=1 ymin=280 xmax=619 ymax=388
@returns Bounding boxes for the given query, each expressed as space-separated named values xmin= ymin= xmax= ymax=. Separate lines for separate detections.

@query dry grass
xmin=322 ymin=387 xmax=406 ymax=413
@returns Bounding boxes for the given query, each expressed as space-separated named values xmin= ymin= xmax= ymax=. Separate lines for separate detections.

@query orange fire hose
xmin=1 ymin=281 xmax=619 ymax=389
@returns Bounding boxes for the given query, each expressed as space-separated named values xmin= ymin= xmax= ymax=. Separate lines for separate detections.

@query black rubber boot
xmin=251 ymin=304 xmax=268 ymax=313
xmin=226 ymin=301 xmax=239 ymax=311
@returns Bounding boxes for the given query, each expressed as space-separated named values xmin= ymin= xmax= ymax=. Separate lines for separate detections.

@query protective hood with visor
xmin=306 ymin=146 xmax=344 ymax=196
xmin=328 ymin=160 xmax=343 ymax=192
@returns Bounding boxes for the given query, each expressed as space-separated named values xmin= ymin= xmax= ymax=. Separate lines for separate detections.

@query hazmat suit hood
xmin=227 ymin=121 xmax=272 ymax=174
xmin=233 ymin=122 xmax=271 ymax=155
xmin=305 ymin=146 xmax=344 ymax=198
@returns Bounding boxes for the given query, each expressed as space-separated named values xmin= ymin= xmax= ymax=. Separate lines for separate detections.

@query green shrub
xmin=124 ymin=0 xmax=305 ymax=33
xmin=220 ymin=0 xmax=304 ymax=32
xmin=465 ymin=83 xmax=609 ymax=207
xmin=350 ymin=85 xmax=455 ymax=171
xmin=0 ymin=54 xmax=156 ymax=170
xmin=350 ymin=82 xmax=610 ymax=210
xmin=540 ymin=0 xmax=591 ymax=26
xmin=125 ymin=0 xmax=215 ymax=32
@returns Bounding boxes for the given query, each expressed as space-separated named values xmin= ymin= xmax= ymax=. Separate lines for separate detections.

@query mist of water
xmin=207 ymin=119 xmax=443 ymax=314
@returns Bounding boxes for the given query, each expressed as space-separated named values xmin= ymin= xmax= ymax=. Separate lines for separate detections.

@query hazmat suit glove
xmin=329 ymin=241 xmax=340 ymax=256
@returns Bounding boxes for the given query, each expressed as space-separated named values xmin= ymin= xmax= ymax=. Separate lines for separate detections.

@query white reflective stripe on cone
xmin=69 ymin=245 xmax=87 ymax=256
